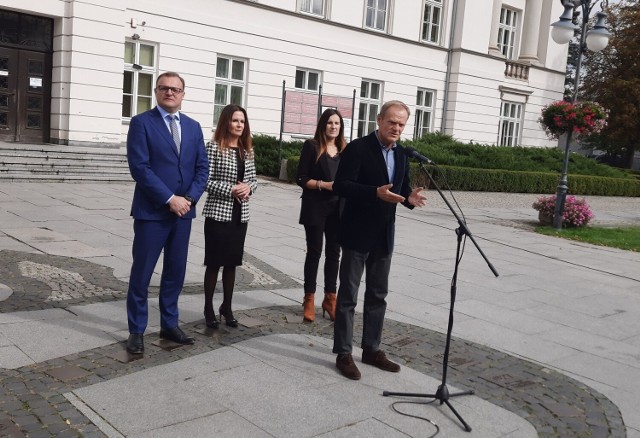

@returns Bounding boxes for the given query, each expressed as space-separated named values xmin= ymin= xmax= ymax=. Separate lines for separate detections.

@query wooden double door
xmin=0 ymin=47 xmax=51 ymax=143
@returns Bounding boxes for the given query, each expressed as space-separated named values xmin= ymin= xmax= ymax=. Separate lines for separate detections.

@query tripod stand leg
xmin=382 ymin=391 xmax=435 ymax=398
xmin=443 ymin=399 xmax=472 ymax=432
xmin=449 ymin=390 xmax=475 ymax=398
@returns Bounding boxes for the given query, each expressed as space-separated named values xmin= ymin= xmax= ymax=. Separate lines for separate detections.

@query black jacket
xmin=296 ymin=139 xmax=340 ymax=226
xmin=333 ymin=132 xmax=413 ymax=254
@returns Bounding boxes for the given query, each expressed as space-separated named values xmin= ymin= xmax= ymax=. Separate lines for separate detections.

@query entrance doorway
xmin=0 ymin=47 xmax=51 ymax=143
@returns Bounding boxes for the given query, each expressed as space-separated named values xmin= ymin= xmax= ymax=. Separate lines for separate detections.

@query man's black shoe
xmin=126 ymin=333 xmax=144 ymax=354
xmin=159 ymin=326 xmax=195 ymax=345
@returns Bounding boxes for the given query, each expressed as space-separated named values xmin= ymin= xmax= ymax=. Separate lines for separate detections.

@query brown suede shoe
xmin=336 ymin=353 xmax=361 ymax=380
xmin=362 ymin=350 xmax=400 ymax=372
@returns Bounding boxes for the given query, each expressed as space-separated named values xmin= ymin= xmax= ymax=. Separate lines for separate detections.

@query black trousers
xmin=302 ymin=208 xmax=340 ymax=294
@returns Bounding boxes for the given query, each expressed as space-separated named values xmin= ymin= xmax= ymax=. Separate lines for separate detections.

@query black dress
xmin=204 ymin=148 xmax=248 ymax=267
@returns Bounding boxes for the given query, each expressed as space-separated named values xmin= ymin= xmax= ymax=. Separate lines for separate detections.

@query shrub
xmin=532 ymin=195 xmax=594 ymax=228
xmin=252 ymin=134 xmax=303 ymax=177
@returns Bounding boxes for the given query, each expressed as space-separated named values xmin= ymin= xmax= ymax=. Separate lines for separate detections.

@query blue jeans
xmin=332 ymin=246 xmax=392 ymax=355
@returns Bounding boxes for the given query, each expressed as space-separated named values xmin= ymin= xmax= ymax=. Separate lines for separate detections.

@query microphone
xmin=403 ymin=147 xmax=433 ymax=164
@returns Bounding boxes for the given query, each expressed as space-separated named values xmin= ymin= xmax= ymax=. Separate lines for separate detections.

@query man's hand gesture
xmin=408 ymin=187 xmax=427 ymax=207
xmin=376 ymin=184 xmax=405 ymax=204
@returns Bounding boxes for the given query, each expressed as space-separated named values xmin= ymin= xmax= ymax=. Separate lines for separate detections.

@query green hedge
xmin=253 ymin=134 xmax=303 ymax=177
xmin=255 ymin=132 xmax=640 ymax=196
xmin=284 ymin=157 xmax=640 ymax=196
xmin=406 ymin=133 xmax=634 ymax=179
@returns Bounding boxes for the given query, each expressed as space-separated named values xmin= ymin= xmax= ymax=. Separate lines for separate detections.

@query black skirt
xmin=204 ymin=204 xmax=248 ymax=267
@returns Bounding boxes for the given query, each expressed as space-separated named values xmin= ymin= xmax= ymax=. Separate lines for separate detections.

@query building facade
xmin=0 ymin=0 xmax=568 ymax=148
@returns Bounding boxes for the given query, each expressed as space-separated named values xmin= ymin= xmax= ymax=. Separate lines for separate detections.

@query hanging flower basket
xmin=538 ymin=100 xmax=608 ymax=140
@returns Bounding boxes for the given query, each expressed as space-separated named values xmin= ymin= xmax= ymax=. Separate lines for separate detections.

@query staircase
xmin=0 ymin=142 xmax=132 ymax=183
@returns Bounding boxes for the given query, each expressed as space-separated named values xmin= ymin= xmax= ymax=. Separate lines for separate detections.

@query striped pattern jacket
xmin=202 ymin=142 xmax=257 ymax=222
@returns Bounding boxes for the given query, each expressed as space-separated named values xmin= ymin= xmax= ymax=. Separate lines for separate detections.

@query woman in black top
xmin=296 ymin=108 xmax=346 ymax=322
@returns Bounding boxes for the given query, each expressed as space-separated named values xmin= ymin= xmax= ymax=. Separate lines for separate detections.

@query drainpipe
xmin=440 ymin=0 xmax=459 ymax=134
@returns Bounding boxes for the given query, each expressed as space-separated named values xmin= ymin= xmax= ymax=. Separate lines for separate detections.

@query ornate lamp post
xmin=550 ymin=0 xmax=610 ymax=229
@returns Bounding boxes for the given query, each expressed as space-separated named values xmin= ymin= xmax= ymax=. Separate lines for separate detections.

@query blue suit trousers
xmin=127 ymin=217 xmax=192 ymax=333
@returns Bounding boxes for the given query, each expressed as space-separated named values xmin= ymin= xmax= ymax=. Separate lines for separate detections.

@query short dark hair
xmin=156 ymin=71 xmax=185 ymax=90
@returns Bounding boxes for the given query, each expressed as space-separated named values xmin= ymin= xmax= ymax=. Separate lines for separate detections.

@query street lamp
xmin=550 ymin=0 xmax=610 ymax=229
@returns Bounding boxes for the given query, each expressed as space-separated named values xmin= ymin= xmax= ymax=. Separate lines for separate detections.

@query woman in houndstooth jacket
xmin=202 ymin=105 xmax=257 ymax=328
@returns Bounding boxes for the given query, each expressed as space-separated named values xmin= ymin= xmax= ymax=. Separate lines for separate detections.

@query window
xmin=300 ymin=0 xmax=325 ymax=16
xmin=122 ymin=40 xmax=156 ymax=118
xmin=214 ymin=56 xmax=247 ymax=125
xmin=497 ymin=8 xmax=518 ymax=59
xmin=295 ymin=68 xmax=321 ymax=92
xmin=358 ymin=79 xmax=382 ymax=138
xmin=421 ymin=0 xmax=442 ymax=44
xmin=365 ymin=0 xmax=388 ymax=31
xmin=414 ymin=88 xmax=435 ymax=139
xmin=498 ymin=102 xmax=522 ymax=146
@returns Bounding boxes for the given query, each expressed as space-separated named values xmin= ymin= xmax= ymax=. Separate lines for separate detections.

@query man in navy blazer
xmin=125 ymin=71 xmax=209 ymax=354
xmin=332 ymin=100 xmax=427 ymax=380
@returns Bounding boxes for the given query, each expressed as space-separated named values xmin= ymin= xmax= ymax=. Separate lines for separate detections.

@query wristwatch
xmin=185 ymin=195 xmax=196 ymax=206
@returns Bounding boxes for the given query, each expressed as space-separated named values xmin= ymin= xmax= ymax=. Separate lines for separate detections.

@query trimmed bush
xmin=258 ymin=132 xmax=640 ymax=197
xmin=285 ymin=158 xmax=640 ymax=196
xmin=253 ymin=134 xmax=303 ymax=177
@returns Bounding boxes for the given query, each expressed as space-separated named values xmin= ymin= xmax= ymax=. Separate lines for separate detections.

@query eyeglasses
xmin=156 ymin=85 xmax=184 ymax=94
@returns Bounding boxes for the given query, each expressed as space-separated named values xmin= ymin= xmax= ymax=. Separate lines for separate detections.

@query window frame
xmin=122 ymin=39 xmax=157 ymax=120
xmin=358 ymin=79 xmax=383 ymax=138
xmin=295 ymin=68 xmax=322 ymax=92
xmin=421 ymin=0 xmax=443 ymax=44
xmin=365 ymin=0 xmax=390 ymax=32
xmin=498 ymin=101 xmax=523 ymax=147
xmin=497 ymin=7 xmax=519 ymax=60
xmin=213 ymin=55 xmax=248 ymax=126
xmin=299 ymin=0 xmax=326 ymax=17
xmin=414 ymin=88 xmax=435 ymax=140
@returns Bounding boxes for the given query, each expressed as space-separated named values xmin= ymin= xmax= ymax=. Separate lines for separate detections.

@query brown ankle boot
xmin=322 ymin=292 xmax=336 ymax=321
xmin=302 ymin=293 xmax=315 ymax=322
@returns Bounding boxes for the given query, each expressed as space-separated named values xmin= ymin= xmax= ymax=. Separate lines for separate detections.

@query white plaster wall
xmin=0 ymin=0 xmax=66 ymax=16
xmin=8 ymin=0 xmax=568 ymax=148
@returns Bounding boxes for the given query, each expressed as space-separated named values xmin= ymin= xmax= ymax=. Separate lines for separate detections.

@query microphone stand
xmin=383 ymin=161 xmax=499 ymax=432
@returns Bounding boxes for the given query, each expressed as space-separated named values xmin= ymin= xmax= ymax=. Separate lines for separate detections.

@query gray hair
xmin=379 ymin=100 xmax=410 ymax=119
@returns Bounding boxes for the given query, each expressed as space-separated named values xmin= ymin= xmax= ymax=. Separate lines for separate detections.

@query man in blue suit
xmin=125 ymin=71 xmax=209 ymax=355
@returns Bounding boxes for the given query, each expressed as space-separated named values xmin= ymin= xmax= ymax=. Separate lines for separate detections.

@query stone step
xmin=0 ymin=164 xmax=131 ymax=175
xmin=0 ymin=142 xmax=131 ymax=183
xmin=0 ymin=173 xmax=133 ymax=183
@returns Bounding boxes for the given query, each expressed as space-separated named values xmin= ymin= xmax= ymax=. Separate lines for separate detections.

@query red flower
xmin=538 ymin=100 xmax=608 ymax=139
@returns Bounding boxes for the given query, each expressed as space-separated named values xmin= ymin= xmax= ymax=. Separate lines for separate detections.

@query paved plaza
xmin=1 ymin=178 xmax=639 ymax=437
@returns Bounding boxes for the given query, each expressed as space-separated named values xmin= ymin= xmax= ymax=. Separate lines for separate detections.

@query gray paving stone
xmin=1 ymin=180 xmax=637 ymax=437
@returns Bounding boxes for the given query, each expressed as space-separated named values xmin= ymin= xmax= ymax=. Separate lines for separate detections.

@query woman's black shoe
xmin=204 ymin=309 xmax=219 ymax=329
xmin=219 ymin=306 xmax=238 ymax=328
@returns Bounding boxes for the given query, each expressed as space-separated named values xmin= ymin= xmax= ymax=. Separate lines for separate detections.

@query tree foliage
xmin=580 ymin=0 xmax=640 ymax=168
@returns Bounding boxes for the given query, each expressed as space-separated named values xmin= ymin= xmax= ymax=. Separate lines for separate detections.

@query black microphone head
xmin=404 ymin=146 xmax=416 ymax=154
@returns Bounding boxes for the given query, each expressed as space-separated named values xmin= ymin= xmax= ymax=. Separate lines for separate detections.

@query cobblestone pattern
xmin=0 ymin=306 xmax=625 ymax=437
xmin=0 ymin=251 xmax=626 ymax=437
xmin=0 ymin=250 xmax=299 ymax=313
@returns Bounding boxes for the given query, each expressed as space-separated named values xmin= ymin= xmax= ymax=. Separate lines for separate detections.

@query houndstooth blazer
xmin=202 ymin=142 xmax=258 ymax=222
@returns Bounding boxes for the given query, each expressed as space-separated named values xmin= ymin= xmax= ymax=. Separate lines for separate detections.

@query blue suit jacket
xmin=127 ymin=107 xmax=209 ymax=220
